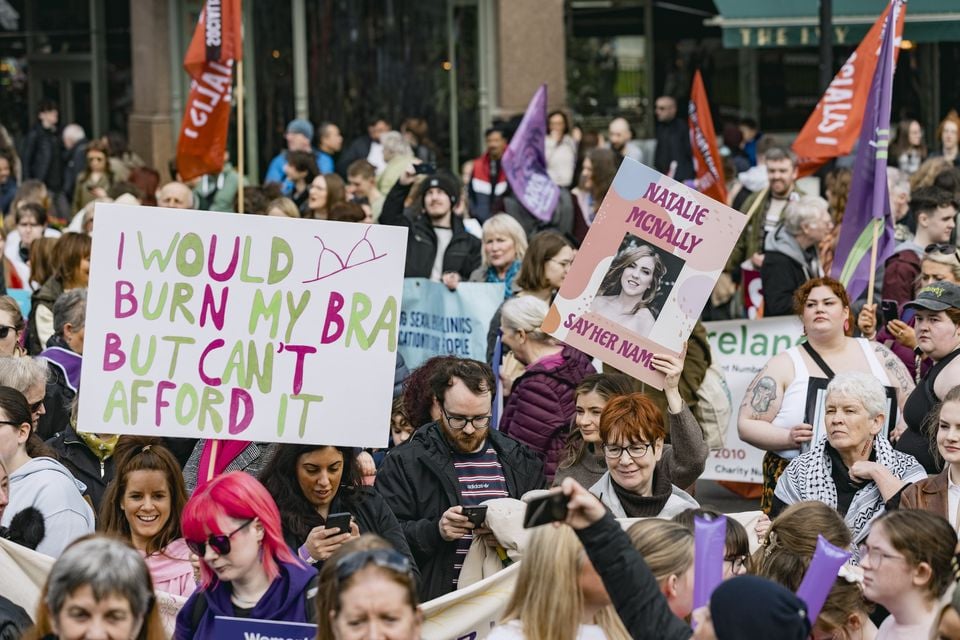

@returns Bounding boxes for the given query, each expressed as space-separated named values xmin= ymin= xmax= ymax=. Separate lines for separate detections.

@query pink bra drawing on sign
xmin=303 ymin=226 xmax=388 ymax=283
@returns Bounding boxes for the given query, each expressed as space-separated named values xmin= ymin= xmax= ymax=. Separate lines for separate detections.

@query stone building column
xmin=128 ymin=0 xmax=176 ymax=183
xmin=496 ymin=0 xmax=567 ymax=115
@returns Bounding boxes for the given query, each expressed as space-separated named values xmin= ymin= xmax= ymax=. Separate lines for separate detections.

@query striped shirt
xmin=451 ymin=445 xmax=508 ymax=587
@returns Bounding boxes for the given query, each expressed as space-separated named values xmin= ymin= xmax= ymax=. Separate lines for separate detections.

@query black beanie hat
xmin=421 ymin=172 xmax=460 ymax=208
xmin=710 ymin=576 xmax=811 ymax=640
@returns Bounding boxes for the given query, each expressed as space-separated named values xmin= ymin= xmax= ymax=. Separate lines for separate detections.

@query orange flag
xmin=792 ymin=1 xmax=905 ymax=177
xmin=688 ymin=70 xmax=727 ymax=204
xmin=176 ymin=0 xmax=243 ymax=182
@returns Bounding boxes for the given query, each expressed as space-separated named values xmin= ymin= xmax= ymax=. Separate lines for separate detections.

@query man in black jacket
xmin=653 ymin=95 xmax=694 ymax=182
xmin=21 ymin=99 xmax=63 ymax=199
xmin=375 ymin=358 xmax=545 ymax=601
xmin=379 ymin=165 xmax=482 ymax=288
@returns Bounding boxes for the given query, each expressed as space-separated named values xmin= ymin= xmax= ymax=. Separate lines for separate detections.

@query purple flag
xmin=501 ymin=84 xmax=561 ymax=223
xmin=830 ymin=0 xmax=904 ymax=300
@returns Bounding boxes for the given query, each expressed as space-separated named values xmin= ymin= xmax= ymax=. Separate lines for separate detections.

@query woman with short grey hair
xmin=772 ymin=371 xmax=926 ymax=554
xmin=30 ymin=535 xmax=165 ymax=639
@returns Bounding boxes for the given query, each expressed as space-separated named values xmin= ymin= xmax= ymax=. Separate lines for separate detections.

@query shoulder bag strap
xmin=801 ymin=341 xmax=837 ymax=379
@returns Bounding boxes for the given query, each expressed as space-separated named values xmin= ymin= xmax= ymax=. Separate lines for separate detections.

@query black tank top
xmin=897 ymin=348 xmax=960 ymax=473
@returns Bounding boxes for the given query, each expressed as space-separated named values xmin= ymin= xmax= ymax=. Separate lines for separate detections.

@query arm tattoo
xmin=873 ymin=343 xmax=913 ymax=396
xmin=747 ymin=375 xmax=778 ymax=419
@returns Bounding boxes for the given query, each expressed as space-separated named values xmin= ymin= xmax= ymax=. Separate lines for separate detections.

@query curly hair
xmin=401 ymin=355 xmax=459 ymax=429
xmin=597 ymin=244 xmax=666 ymax=313
xmin=258 ymin=444 xmax=362 ymax=547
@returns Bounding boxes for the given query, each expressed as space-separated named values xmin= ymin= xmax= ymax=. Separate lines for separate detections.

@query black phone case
xmin=522 ymin=494 xmax=568 ymax=528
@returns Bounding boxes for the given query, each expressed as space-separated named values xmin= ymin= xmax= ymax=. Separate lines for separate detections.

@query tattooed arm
xmin=737 ymin=354 xmax=803 ymax=451
xmin=871 ymin=342 xmax=915 ymax=440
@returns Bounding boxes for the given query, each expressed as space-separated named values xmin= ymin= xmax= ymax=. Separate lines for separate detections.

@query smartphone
xmin=880 ymin=299 xmax=900 ymax=325
xmin=414 ymin=162 xmax=436 ymax=175
xmin=461 ymin=505 xmax=488 ymax=528
xmin=523 ymin=492 xmax=568 ymax=529
xmin=324 ymin=512 xmax=352 ymax=534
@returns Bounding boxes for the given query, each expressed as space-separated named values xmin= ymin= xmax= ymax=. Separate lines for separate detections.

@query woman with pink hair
xmin=174 ymin=472 xmax=318 ymax=639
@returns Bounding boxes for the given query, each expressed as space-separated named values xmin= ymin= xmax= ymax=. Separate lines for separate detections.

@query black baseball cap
xmin=904 ymin=281 xmax=960 ymax=311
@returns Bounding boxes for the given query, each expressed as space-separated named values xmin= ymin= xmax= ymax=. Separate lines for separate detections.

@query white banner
xmin=398 ymin=279 xmax=504 ymax=369
xmin=701 ymin=316 xmax=804 ymax=483
xmin=80 ymin=204 xmax=407 ymax=448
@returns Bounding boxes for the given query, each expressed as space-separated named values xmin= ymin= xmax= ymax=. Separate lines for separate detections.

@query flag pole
xmin=236 ymin=57 xmax=245 ymax=214
xmin=866 ymin=217 xmax=881 ymax=307
xmin=206 ymin=440 xmax=219 ymax=482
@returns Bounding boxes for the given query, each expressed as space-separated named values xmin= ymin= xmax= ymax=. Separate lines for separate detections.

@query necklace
xmin=230 ymin=592 xmax=262 ymax=608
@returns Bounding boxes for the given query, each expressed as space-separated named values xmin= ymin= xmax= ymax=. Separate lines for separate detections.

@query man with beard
xmin=376 ymin=358 xmax=545 ymax=601
xmin=379 ymin=163 xmax=481 ymax=288
xmin=726 ymin=146 xmax=804 ymax=275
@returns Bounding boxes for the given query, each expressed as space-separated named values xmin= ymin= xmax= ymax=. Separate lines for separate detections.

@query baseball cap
xmin=286 ymin=118 xmax=314 ymax=141
xmin=904 ymin=281 xmax=960 ymax=311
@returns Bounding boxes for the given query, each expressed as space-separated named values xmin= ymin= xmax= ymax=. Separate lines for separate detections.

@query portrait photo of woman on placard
xmin=590 ymin=234 xmax=682 ymax=337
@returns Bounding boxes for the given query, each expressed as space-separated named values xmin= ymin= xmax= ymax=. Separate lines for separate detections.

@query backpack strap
xmin=304 ymin=573 xmax=320 ymax=624
xmin=190 ymin=591 xmax=209 ymax=633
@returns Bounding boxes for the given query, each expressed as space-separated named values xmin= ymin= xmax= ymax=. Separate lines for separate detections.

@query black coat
xmin=375 ymin=422 xmax=545 ymax=601
xmin=21 ymin=123 xmax=62 ymax=192
xmin=46 ymin=425 xmax=116 ymax=513
xmin=0 ymin=595 xmax=30 ymax=640
xmin=281 ymin=486 xmax=419 ymax=580
xmin=577 ymin=513 xmax=693 ymax=640
xmin=654 ymin=117 xmax=695 ymax=182
xmin=379 ymin=182 xmax=482 ymax=280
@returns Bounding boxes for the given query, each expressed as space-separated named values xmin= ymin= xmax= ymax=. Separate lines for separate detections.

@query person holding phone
xmin=858 ymin=244 xmax=960 ymax=380
xmin=376 ymin=358 xmax=545 ymax=601
xmin=258 ymin=444 xmax=413 ymax=569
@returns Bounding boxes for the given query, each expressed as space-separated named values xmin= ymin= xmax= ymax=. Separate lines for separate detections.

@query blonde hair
xmin=267 ymin=197 xmax=300 ymax=219
xmin=481 ymin=214 xmax=528 ymax=268
xmin=626 ymin=519 xmax=694 ymax=584
xmin=500 ymin=524 xmax=629 ymax=640
xmin=922 ymin=251 xmax=960 ymax=283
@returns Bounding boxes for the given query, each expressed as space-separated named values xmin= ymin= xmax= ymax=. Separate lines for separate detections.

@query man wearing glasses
xmin=376 ymin=358 xmax=545 ymax=601
xmin=882 ymin=186 xmax=959 ymax=307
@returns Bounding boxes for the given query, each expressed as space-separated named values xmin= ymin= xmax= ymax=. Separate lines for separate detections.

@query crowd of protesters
xmin=1 ymin=99 xmax=960 ymax=640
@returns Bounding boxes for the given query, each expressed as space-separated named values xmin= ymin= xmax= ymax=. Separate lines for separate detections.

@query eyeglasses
xmin=28 ymin=399 xmax=43 ymax=414
xmin=0 ymin=420 xmax=23 ymax=428
xmin=186 ymin=518 xmax=254 ymax=557
xmin=440 ymin=405 xmax=491 ymax=430
xmin=925 ymin=244 xmax=960 ymax=262
xmin=724 ymin=554 xmax=748 ymax=573
xmin=857 ymin=543 xmax=905 ymax=568
xmin=335 ymin=548 xmax=414 ymax=584
xmin=602 ymin=442 xmax=651 ymax=459
xmin=0 ymin=325 xmax=17 ymax=340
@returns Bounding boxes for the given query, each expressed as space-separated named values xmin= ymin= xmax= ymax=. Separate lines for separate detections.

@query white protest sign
xmin=701 ymin=316 xmax=804 ymax=484
xmin=79 ymin=204 xmax=407 ymax=448
xmin=398 ymin=278 xmax=504 ymax=369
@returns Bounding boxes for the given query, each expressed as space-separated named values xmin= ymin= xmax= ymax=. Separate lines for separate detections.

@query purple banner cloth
xmin=795 ymin=535 xmax=852 ymax=623
xmin=693 ymin=514 xmax=726 ymax=613
xmin=501 ymin=84 xmax=561 ymax=223
xmin=830 ymin=0 xmax=903 ymax=301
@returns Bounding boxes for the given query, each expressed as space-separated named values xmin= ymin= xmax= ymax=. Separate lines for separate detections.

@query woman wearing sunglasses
xmin=589 ymin=392 xmax=699 ymax=518
xmin=174 ymin=471 xmax=318 ymax=639
xmin=259 ymin=444 xmax=414 ymax=567
xmin=326 ymin=544 xmax=423 ymax=640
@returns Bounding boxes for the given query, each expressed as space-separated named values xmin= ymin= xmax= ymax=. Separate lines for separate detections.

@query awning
xmin=707 ymin=0 xmax=960 ymax=48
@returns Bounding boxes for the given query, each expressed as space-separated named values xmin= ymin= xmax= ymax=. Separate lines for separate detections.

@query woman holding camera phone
xmin=259 ymin=443 xmax=415 ymax=569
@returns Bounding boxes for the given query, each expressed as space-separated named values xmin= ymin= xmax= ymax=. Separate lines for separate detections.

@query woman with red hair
xmin=590 ymin=392 xmax=699 ymax=518
xmin=174 ymin=472 xmax=317 ymax=639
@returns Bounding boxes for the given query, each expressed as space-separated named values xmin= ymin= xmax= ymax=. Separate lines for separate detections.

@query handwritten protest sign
xmin=79 ymin=204 xmax=407 ymax=448
xmin=398 ymin=279 xmax=504 ymax=369
xmin=543 ymin=158 xmax=747 ymax=387
xmin=701 ymin=316 xmax=804 ymax=484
